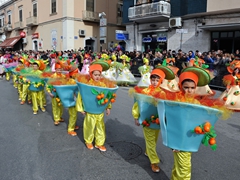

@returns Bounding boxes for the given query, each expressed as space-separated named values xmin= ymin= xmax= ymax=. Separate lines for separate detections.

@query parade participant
xmin=171 ymin=67 xmax=210 ymax=180
xmin=20 ymin=59 xmax=32 ymax=105
xmin=116 ymin=54 xmax=136 ymax=86
xmin=76 ymin=63 xmax=112 ymax=151
xmin=101 ymin=53 xmax=117 ymax=81
xmin=29 ymin=61 xmax=45 ymax=115
xmin=137 ymin=58 xmax=152 ymax=87
xmin=219 ymin=61 xmax=240 ymax=110
xmin=15 ymin=60 xmax=25 ymax=101
xmin=46 ymin=63 xmax=65 ymax=125
xmin=80 ymin=54 xmax=91 ymax=74
xmin=132 ymin=66 xmax=175 ymax=173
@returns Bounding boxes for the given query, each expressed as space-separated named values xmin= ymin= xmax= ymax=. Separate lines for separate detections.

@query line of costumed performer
xmin=130 ymin=66 xmax=232 ymax=179
xmin=75 ymin=60 xmax=118 ymax=152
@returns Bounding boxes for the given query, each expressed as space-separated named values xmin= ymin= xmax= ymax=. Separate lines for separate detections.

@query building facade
xmin=123 ymin=0 xmax=240 ymax=53
xmin=0 ymin=0 xmax=125 ymax=51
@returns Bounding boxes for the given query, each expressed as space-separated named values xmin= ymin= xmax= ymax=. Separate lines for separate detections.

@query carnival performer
xmin=132 ymin=66 xmax=175 ymax=173
xmin=46 ymin=63 xmax=65 ymax=125
xmin=137 ymin=58 xmax=152 ymax=87
xmin=188 ymin=56 xmax=215 ymax=96
xmin=80 ymin=54 xmax=92 ymax=74
xmin=20 ymin=58 xmax=32 ymax=105
xmin=76 ymin=63 xmax=114 ymax=151
xmin=101 ymin=53 xmax=117 ymax=81
xmin=29 ymin=61 xmax=46 ymax=114
xmin=219 ymin=61 xmax=240 ymax=110
xmin=116 ymin=54 xmax=136 ymax=86
xmin=14 ymin=60 xmax=25 ymax=101
xmin=170 ymin=67 xmax=210 ymax=180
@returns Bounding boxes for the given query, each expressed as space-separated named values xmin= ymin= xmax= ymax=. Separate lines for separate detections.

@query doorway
xmin=33 ymin=40 xmax=38 ymax=51
xmin=85 ymin=39 xmax=95 ymax=52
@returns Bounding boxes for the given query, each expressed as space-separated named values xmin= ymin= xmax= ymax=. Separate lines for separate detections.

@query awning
xmin=198 ymin=23 xmax=240 ymax=31
xmin=0 ymin=36 xmax=22 ymax=48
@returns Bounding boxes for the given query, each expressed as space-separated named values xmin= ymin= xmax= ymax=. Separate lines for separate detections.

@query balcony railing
xmin=4 ymin=24 xmax=12 ymax=31
xmin=82 ymin=10 xmax=100 ymax=22
xmin=128 ymin=1 xmax=171 ymax=22
xmin=26 ymin=16 xmax=38 ymax=26
xmin=14 ymin=21 xmax=24 ymax=30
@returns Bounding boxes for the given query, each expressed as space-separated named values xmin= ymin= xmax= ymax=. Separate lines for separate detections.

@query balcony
xmin=26 ymin=16 xmax=38 ymax=27
xmin=4 ymin=24 xmax=12 ymax=32
xmin=117 ymin=17 xmax=122 ymax=25
xmin=0 ymin=27 xmax=4 ymax=34
xmin=82 ymin=10 xmax=100 ymax=22
xmin=14 ymin=21 xmax=24 ymax=30
xmin=128 ymin=1 xmax=171 ymax=23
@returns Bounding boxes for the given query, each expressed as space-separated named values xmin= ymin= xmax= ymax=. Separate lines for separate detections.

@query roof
xmin=0 ymin=36 xmax=22 ymax=48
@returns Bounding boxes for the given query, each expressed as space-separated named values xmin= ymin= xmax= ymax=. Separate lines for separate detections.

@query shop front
xmin=211 ymin=30 xmax=240 ymax=53
xmin=142 ymin=32 xmax=167 ymax=53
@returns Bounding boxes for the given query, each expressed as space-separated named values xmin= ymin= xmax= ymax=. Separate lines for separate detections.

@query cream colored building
xmin=0 ymin=0 xmax=125 ymax=51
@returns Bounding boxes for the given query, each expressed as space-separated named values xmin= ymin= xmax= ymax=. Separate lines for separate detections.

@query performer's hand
xmin=172 ymin=149 xmax=180 ymax=152
xmin=49 ymin=93 xmax=54 ymax=98
xmin=106 ymin=109 xmax=111 ymax=116
xmin=81 ymin=111 xmax=86 ymax=116
xmin=135 ymin=119 xmax=140 ymax=126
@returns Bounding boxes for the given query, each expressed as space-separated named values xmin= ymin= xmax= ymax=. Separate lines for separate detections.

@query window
xmin=86 ymin=0 xmax=94 ymax=12
xmin=0 ymin=19 xmax=2 ymax=27
xmin=51 ymin=0 xmax=56 ymax=14
xmin=117 ymin=3 xmax=123 ymax=17
xmin=19 ymin=9 xmax=23 ymax=22
xmin=33 ymin=3 xmax=37 ymax=17
xmin=7 ymin=11 xmax=11 ymax=24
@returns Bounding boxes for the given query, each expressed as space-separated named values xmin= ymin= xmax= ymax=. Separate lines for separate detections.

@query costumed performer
xmin=76 ymin=63 xmax=113 ymax=152
xmin=171 ymin=67 xmax=211 ymax=180
xmin=46 ymin=63 xmax=65 ymax=126
xmin=80 ymin=54 xmax=92 ymax=74
xmin=29 ymin=61 xmax=46 ymax=115
xmin=219 ymin=61 xmax=240 ymax=110
xmin=116 ymin=54 xmax=136 ymax=86
xmin=132 ymin=66 xmax=175 ymax=173
xmin=137 ymin=58 xmax=152 ymax=87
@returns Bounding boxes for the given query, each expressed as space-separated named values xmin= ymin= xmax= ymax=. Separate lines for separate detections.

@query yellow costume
xmin=5 ymin=72 xmax=11 ymax=81
xmin=46 ymin=72 xmax=65 ymax=124
xmin=30 ymin=69 xmax=44 ymax=113
xmin=76 ymin=79 xmax=111 ymax=146
xmin=132 ymin=86 xmax=166 ymax=165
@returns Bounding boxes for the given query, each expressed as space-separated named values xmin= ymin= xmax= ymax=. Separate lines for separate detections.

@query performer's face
xmin=151 ymin=77 xmax=160 ymax=88
xmin=92 ymin=70 xmax=101 ymax=81
xmin=181 ymin=81 xmax=196 ymax=95
xmin=33 ymin=64 xmax=39 ymax=70
xmin=56 ymin=68 xmax=62 ymax=74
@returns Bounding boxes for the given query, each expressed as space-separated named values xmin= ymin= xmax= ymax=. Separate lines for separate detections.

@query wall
xmin=168 ymin=19 xmax=210 ymax=53
xmin=207 ymin=0 xmax=240 ymax=12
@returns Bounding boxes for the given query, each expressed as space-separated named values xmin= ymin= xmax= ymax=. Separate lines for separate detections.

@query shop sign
xmin=20 ymin=31 xmax=26 ymax=38
xmin=142 ymin=37 xmax=152 ymax=43
xmin=32 ymin=33 xmax=39 ymax=39
xmin=157 ymin=37 xmax=167 ymax=42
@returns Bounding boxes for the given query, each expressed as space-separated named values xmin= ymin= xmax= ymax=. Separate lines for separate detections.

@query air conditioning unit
xmin=169 ymin=17 xmax=182 ymax=28
xmin=79 ymin=29 xmax=86 ymax=37
xmin=22 ymin=38 xmax=28 ymax=44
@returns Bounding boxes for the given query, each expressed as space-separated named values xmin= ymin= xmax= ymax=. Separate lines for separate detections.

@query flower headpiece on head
xmin=180 ymin=67 xmax=211 ymax=87
xmin=91 ymin=59 xmax=110 ymax=72
xmin=33 ymin=60 xmax=47 ymax=71
xmin=120 ymin=55 xmax=130 ymax=62
xmin=143 ymin=58 xmax=149 ymax=64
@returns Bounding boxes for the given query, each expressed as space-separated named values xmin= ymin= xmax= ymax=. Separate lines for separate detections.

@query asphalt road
xmin=0 ymin=78 xmax=239 ymax=180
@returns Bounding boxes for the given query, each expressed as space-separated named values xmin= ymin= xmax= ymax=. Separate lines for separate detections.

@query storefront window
xmin=235 ymin=31 xmax=240 ymax=38
xmin=142 ymin=32 xmax=167 ymax=53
